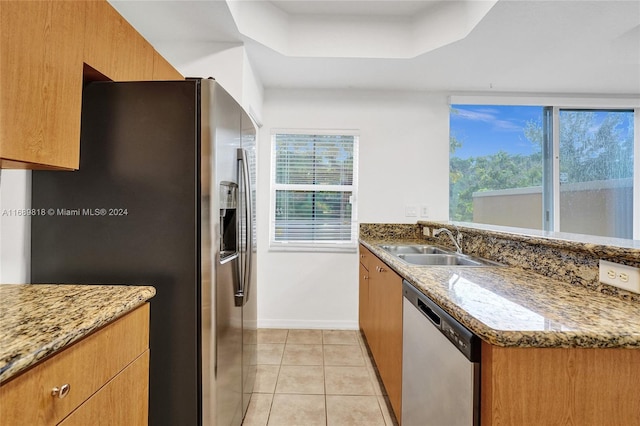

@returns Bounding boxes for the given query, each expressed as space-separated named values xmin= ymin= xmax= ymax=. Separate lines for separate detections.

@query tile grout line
xmin=253 ymin=329 xmax=391 ymax=426
xmin=323 ymin=331 xmax=328 ymax=426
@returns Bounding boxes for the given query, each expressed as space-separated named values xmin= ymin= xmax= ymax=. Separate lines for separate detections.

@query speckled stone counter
xmin=0 ymin=284 xmax=155 ymax=384
xmin=359 ymin=234 xmax=640 ymax=349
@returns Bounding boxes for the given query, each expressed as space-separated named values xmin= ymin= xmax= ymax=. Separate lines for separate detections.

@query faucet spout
xmin=433 ymin=227 xmax=463 ymax=254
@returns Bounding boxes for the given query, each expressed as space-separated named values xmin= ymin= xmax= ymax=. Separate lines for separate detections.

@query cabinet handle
xmin=360 ymin=254 xmax=365 ymax=258
xmin=51 ymin=384 xmax=71 ymax=399
xmin=378 ymin=266 xmax=386 ymax=272
xmin=364 ymin=276 xmax=368 ymax=280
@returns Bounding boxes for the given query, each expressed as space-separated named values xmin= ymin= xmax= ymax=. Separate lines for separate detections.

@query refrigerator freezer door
xmin=207 ymin=80 xmax=244 ymax=426
xmin=240 ymin=111 xmax=258 ymax=418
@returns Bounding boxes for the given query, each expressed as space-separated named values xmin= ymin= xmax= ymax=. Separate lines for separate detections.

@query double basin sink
xmin=379 ymin=244 xmax=503 ymax=267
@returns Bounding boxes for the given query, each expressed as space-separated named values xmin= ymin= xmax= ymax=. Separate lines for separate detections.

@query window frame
xmin=269 ymin=129 xmax=359 ymax=252
xmin=449 ymin=95 xmax=640 ymax=240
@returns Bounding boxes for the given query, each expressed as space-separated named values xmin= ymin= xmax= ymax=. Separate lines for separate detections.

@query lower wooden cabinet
xmin=0 ymin=303 xmax=150 ymax=426
xmin=59 ymin=350 xmax=149 ymax=426
xmin=481 ymin=342 xmax=640 ymax=426
xmin=359 ymin=246 xmax=372 ymax=336
xmin=359 ymin=244 xmax=403 ymax=423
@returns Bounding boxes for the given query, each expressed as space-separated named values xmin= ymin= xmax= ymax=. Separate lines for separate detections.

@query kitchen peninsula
xmin=360 ymin=222 xmax=640 ymax=425
xmin=0 ymin=284 xmax=155 ymax=425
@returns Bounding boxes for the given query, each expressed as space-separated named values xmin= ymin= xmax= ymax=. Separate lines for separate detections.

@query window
xmin=270 ymin=131 xmax=358 ymax=251
xmin=449 ymin=99 xmax=638 ymax=240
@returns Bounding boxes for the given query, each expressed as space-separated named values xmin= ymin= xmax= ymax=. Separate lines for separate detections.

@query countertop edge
xmin=0 ymin=285 xmax=156 ymax=384
xmin=359 ymin=238 xmax=640 ymax=349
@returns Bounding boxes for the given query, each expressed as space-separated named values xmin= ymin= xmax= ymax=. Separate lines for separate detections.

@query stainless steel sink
xmin=379 ymin=244 xmax=452 ymax=255
xmin=379 ymin=244 xmax=502 ymax=267
xmin=396 ymin=253 xmax=490 ymax=266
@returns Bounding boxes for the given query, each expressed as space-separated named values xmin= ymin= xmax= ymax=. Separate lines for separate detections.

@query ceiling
xmin=110 ymin=0 xmax=640 ymax=94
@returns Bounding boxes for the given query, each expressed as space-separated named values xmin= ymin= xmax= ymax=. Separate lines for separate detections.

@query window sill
xmin=268 ymin=243 xmax=357 ymax=253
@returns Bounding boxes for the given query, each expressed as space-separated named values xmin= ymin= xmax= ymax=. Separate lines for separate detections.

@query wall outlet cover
xmin=599 ymin=260 xmax=640 ymax=294
xmin=405 ymin=205 xmax=417 ymax=217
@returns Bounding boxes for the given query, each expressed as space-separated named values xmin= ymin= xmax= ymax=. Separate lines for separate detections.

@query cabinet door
xmin=59 ymin=350 xmax=149 ymax=426
xmin=0 ymin=304 xmax=149 ymax=426
xmin=358 ymin=245 xmax=372 ymax=338
xmin=152 ymin=50 xmax=183 ymax=80
xmin=481 ymin=343 xmax=640 ymax=426
xmin=84 ymin=1 xmax=154 ymax=81
xmin=367 ymin=256 xmax=403 ymax=424
xmin=359 ymin=261 xmax=370 ymax=335
xmin=375 ymin=263 xmax=403 ymax=423
xmin=0 ymin=1 xmax=85 ymax=170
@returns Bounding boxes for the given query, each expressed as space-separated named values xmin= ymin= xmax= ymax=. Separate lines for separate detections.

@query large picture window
xmin=450 ymin=100 xmax=638 ymax=240
xmin=270 ymin=131 xmax=358 ymax=251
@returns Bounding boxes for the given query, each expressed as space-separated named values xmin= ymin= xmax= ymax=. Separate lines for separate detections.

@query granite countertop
xmin=0 ymin=284 xmax=156 ymax=384
xmin=360 ymin=238 xmax=640 ymax=349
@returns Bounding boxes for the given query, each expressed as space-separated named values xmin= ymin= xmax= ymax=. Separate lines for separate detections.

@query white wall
xmin=0 ymin=170 xmax=31 ymax=284
xmin=155 ymin=41 xmax=264 ymax=125
xmin=257 ymin=89 xmax=450 ymax=329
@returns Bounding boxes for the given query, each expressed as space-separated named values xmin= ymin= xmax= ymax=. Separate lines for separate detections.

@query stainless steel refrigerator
xmin=31 ymin=79 xmax=257 ymax=426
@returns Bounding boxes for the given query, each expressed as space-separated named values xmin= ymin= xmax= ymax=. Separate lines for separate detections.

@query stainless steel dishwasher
xmin=402 ymin=280 xmax=481 ymax=426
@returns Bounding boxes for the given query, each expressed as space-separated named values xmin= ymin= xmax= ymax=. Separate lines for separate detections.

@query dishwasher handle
xmin=417 ymin=299 xmax=441 ymax=327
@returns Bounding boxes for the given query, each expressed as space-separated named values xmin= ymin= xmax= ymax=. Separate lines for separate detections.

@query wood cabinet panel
xmin=358 ymin=262 xmax=370 ymax=336
xmin=1 ymin=0 xmax=185 ymax=169
xmin=481 ymin=342 xmax=640 ymax=426
xmin=359 ymin=245 xmax=372 ymax=336
xmin=59 ymin=350 xmax=149 ymax=426
xmin=0 ymin=1 xmax=85 ymax=170
xmin=358 ymin=245 xmax=402 ymax=423
xmin=152 ymin=50 xmax=184 ymax=80
xmin=359 ymin=244 xmax=372 ymax=272
xmin=0 ymin=304 xmax=149 ymax=426
xmin=371 ymin=259 xmax=403 ymax=423
xmin=84 ymin=1 xmax=154 ymax=81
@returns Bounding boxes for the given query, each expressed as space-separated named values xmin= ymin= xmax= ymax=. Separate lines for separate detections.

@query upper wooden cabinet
xmin=0 ymin=1 xmax=86 ymax=170
xmin=153 ymin=50 xmax=184 ymax=81
xmin=84 ymin=1 xmax=154 ymax=82
xmin=0 ymin=0 xmax=183 ymax=170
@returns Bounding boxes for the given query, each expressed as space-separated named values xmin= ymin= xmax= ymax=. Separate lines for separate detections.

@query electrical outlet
xmin=420 ymin=205 xmax=430 ymax=218
xmin=405 ymin=205 xmax=417 ymax=217
xmin=599 ymin=260 xmax=640 ymax=294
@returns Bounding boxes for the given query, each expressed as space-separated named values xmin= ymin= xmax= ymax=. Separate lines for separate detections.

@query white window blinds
xmin=270 ymin=132 xmax=358 ymax=250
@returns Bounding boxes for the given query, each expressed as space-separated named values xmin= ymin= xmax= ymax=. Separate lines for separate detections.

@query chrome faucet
xmin=433 ymin=227 xmax=463 ymax=254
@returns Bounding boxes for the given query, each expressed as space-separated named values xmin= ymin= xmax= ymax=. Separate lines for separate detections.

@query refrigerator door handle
xmin=237 ymin=148 xmax=253 ymax=306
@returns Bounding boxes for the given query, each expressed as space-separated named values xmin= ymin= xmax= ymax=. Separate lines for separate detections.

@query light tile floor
xmin=242 ymin=329 xmax=399 ymax=426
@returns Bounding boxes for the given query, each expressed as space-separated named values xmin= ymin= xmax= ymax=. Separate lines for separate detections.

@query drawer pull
xmin=52 ymin=384 xmax=71 ymax=399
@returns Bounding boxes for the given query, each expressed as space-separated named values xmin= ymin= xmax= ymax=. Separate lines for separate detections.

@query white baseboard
xmin=257 ymin=319 xmax=359 ymax=330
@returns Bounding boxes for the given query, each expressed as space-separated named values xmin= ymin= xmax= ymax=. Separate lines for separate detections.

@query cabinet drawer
xmin=359 ymin=244 xmax=372 ymax=271
xmin=59 ymin=350 xmax=149 ymax=426
xmin=0 ymin=304 xmax=149 ymax=426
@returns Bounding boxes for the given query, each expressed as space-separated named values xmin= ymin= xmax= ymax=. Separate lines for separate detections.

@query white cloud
xmin=454 ymin=107 xmax=522 ymax=132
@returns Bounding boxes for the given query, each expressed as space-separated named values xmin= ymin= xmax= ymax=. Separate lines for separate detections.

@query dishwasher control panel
xmin=442 ymin=322 xmax=469 ymax=354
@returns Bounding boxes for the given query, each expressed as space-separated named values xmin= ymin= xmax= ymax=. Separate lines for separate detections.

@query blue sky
xmin=451 ymin=105 xmax=635 ymax=160
xmin=450 ymin=105 xmax=543 ymax=159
